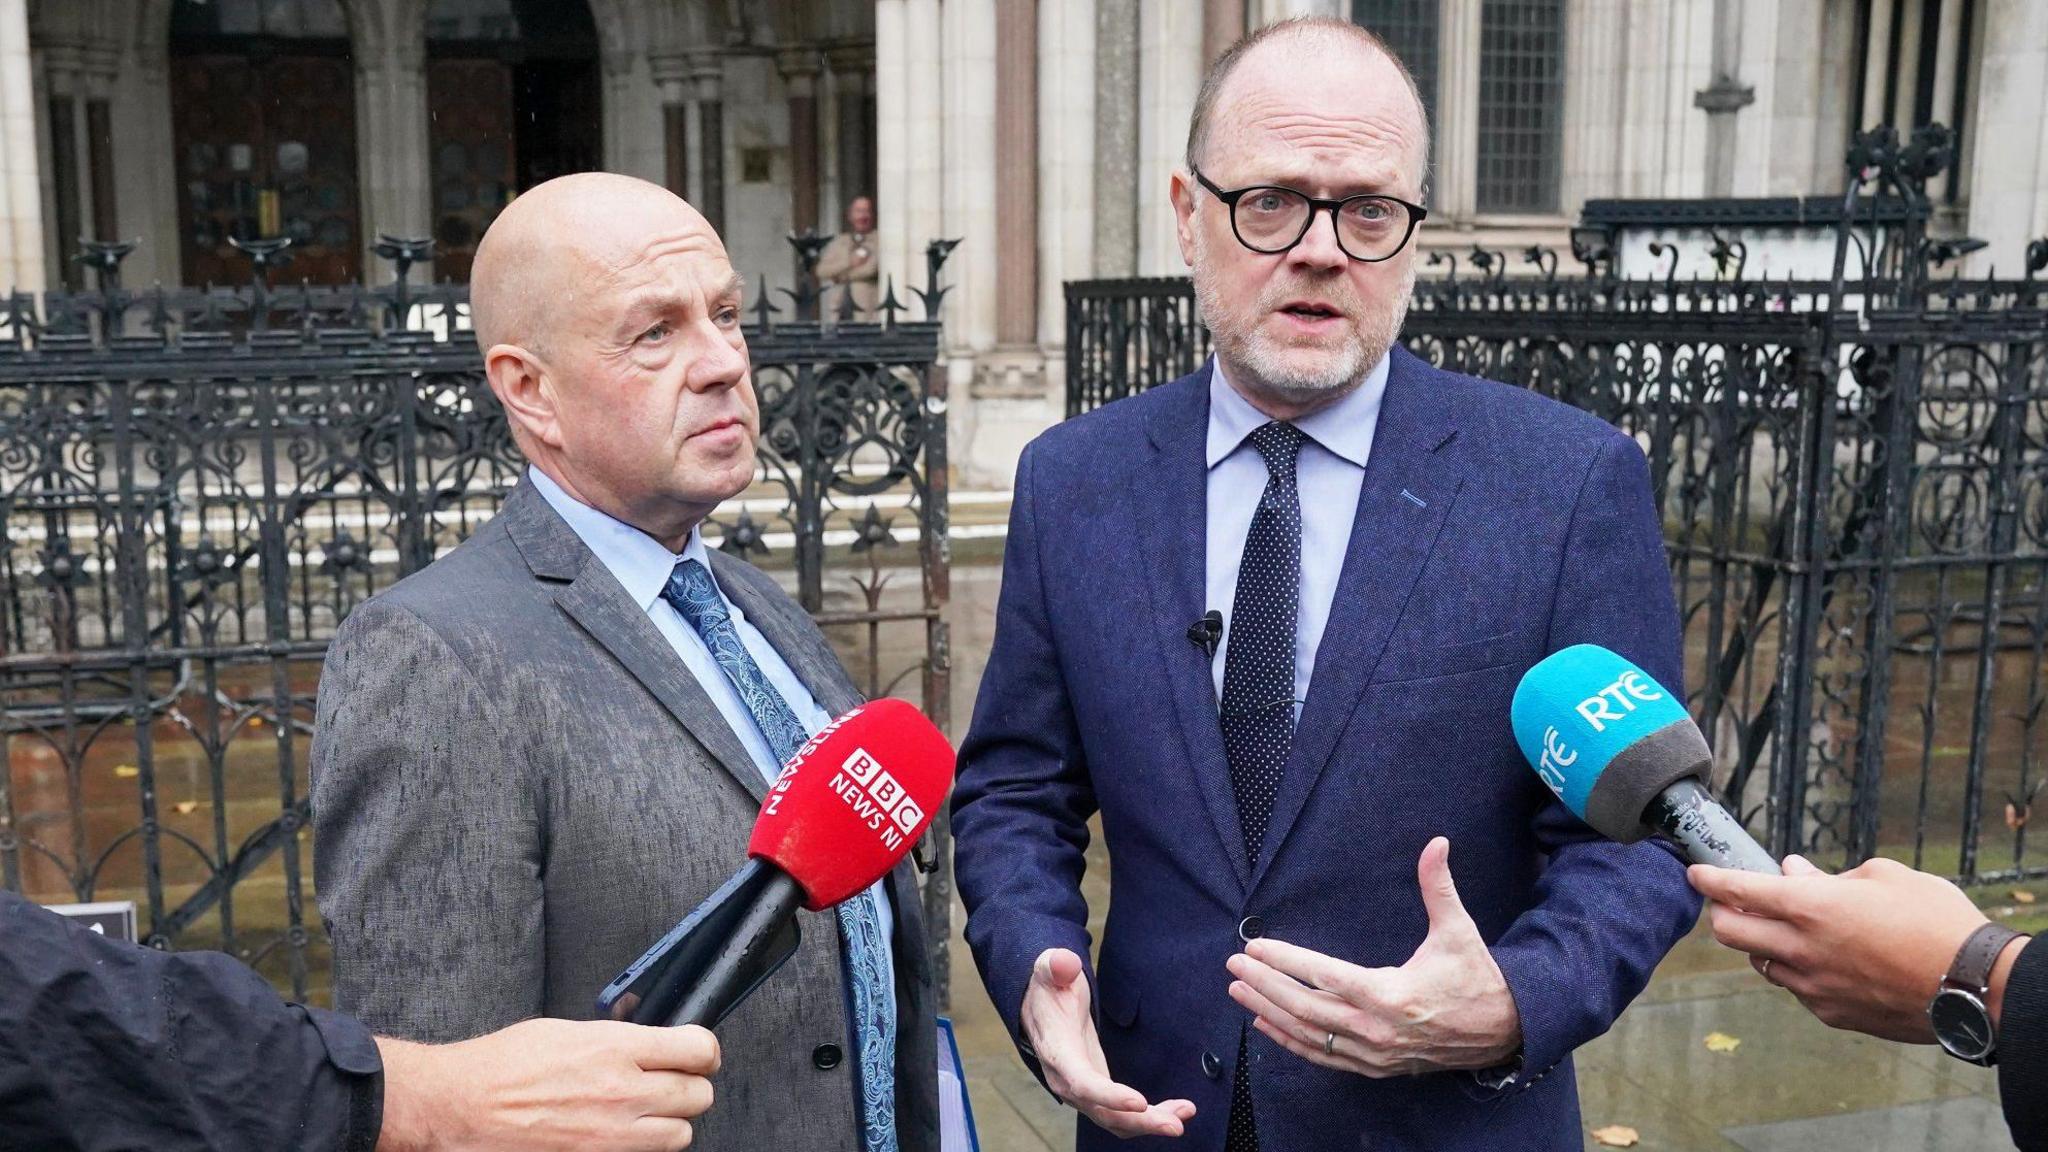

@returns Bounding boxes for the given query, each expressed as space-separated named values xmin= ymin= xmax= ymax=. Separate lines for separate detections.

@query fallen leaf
xmin=173 ymin=801 xmax=198 ymax=815
xmin=113 ymin=764 xmax=138 ymax=779
xmin=1591 ymin=1126 xmax=1640 ymax=1148
xmin=249 ymin=717 xmax=264 ymax=729
xmin=2015 ymin=890 xmax=2038 ymax=905
xmin=1704 ymin=1031 xmax=1742 ymax=1053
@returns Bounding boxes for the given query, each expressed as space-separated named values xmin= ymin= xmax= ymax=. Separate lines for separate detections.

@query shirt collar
xmin=1205 ymin=351 xmax=1390 ymax=470
xmin=527 ymin=465 xmax=716 ymax=611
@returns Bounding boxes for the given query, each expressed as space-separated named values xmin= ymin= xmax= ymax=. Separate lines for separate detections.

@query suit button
xmin=1200 ymin=1050 xmax=1222 ymax=1079
xmin=813 ymin=1043 xmax=843 ymax=1070
xmin=1238 ymin=915 xmax=1265 ymax=941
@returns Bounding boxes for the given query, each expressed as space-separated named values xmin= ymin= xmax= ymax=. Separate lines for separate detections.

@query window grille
xmin=1477 ymin=0 xmax=1566 ymax=214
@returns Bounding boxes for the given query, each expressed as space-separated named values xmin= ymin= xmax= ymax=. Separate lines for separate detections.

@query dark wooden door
xmin=427 ymin=59 xmax=517 ymax=283
xmin=171 ymin=55 xmax=361 ymax=285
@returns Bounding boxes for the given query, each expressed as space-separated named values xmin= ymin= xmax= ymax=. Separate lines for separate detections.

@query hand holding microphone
xmin=597 ymin=698 xmax=953 ymax=1030
xmin=1507 ymin=648 xmax=2037 ymax=1049
xmin=376 ymin=1019 xmax=720 ymax=1152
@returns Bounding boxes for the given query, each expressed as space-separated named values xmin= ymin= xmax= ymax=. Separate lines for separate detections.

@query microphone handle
xmin=1644 ymin=777 xmax=1782 ymax=875
xmin=666 ymin=864 xmax=806 ymax=1029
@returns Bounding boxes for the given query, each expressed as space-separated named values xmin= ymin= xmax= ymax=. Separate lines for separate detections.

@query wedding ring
xmin=1760 ymin=958 xmax=1776 ymax=986
xmin=1323 ymin=1030 xmax=1337 ymax=1056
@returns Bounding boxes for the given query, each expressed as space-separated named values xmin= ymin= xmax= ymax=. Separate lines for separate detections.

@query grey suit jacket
xmin=310 ymin=480 xmax=939 ymax=1152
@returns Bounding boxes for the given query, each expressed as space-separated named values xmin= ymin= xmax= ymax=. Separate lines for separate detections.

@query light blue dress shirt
xmin=528 ymin=466 xmax=896 ymax=1017
xmin=1205 ymin=354 xmax=1389 ymax=712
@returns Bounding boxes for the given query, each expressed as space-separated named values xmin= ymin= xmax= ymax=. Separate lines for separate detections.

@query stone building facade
xmin=5 ymin=0 xmax=2048 ymax=484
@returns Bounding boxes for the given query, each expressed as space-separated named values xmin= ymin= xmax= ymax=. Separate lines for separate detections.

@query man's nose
xmin=1285 ymin=207 xmax=1349 ymax=272
xmin=683 ymin=329 xmax=750 ymax=392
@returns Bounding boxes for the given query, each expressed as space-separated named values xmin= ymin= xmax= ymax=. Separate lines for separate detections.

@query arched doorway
xmin=425 ymin=0 xmax=601 ymax=281
xmin=168 ymin=0 xmax=363 ymax=285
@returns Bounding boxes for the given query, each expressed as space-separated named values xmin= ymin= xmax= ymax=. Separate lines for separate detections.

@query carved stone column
xmin=1694 ymin=0 xmax=1756 ymax=199
xmin=691 ymin=54 xmax=726 ymax=234
xmin=1092 ymin=0 xmax=1137 ymax=275
xmin=779 ymin=49 xmax=823 ymax=236
xmin=994 ymin=0 xmax=1037 ymax=347
xmin=39 ymin=44 xmax=85 ymax=286
xmin=354 ymin=21 xmax=431 ymax=281
xmin=652 ymin=54 xmax=691 ymax=201
xmin=0 ymin=0 xmax=47 ymax=292
xmin=1202 ymin=0 xmax=1243 ymax=64
xmin=1926 ymin=0 xmax=1964 ymax=202
xmin=828 ymin=45 xmax=875 ymax=203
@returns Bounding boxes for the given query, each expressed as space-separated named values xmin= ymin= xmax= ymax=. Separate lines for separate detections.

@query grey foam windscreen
xmin=1581 ymin=718 xmax=1713 ymax=843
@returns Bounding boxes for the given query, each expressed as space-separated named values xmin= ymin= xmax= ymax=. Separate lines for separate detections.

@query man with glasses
xmin=953 ymin=17 xmax=1698 ymax=1151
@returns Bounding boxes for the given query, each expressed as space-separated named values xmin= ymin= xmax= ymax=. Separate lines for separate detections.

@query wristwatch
xmin=1929 ymin=921 xmax=2024 ymax=1065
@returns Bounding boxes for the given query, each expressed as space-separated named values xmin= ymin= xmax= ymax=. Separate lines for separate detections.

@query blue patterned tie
xmin=662 ymin=558 xmax=898 ymax=1152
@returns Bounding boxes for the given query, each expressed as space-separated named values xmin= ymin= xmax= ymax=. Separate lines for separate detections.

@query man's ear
xmin=485 ymin=343 xmax=562 ymax=450
xmin=1170 ymin=168 xmax=1198 ymax=269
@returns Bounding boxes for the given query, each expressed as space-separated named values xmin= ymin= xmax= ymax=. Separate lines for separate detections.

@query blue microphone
xmin=1511 ymin=644 xmax=1779 ymax=874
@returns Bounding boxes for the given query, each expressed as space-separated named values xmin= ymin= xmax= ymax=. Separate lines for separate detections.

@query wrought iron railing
xmin=0 ymin=234 xmax=960 ymax=1004
xmin=1066 ymin=126 xmax=2048 ymax=886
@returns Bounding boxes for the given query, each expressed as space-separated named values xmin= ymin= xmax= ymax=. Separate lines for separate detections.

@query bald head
xmin=1187 ymin=17 xmax=1429 ymax=195
xmin=472 ymin=170 xmax=757 ymax=551
xmin=471 ymin=172 xmax=724 ymax=356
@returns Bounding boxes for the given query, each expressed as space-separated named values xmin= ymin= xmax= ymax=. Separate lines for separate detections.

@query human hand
xmin=376 ymin=1018 xmax=720 ymax=1152
xmin=1020 ymin=947 xmax=1196 ymax=1138
xmin=1689 ymin=854 xmax=1999 ymax=1042
xmin=1227 ymin=837 xmax=1522 ymax=1076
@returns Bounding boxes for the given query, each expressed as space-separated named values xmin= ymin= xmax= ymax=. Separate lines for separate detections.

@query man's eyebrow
xmin=618 ymin=290 xmax=686 ymax=327
xmin=719 ymin=273 xmax=746 ymax=301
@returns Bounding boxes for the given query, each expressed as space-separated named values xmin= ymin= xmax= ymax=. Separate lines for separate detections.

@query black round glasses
xmin=1191 ymin=167 xmax=1427 ymax=263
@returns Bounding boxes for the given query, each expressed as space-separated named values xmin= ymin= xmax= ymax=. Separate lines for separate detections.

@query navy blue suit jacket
xmin=953 ymin=347 xmax=1702 ymax=1151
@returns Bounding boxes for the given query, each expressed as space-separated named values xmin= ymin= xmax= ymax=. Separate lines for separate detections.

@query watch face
xmin=1930 ymin=989 xmax=1995 ymax=1061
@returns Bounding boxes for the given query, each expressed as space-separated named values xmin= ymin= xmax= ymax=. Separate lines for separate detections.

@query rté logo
xmin=1535 ymin=726 xmax=1577 ymax=795
xmin=1574 ymin=670 xmax=1665 ymax=733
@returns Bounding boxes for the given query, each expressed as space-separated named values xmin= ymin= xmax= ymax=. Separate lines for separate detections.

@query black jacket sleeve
xmin=2004 ymin=935 xmax=2048 ymax=1152
xmin=0 ymin=891 xmax=383 ymax=1152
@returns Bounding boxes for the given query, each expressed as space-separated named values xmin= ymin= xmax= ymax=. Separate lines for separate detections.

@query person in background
xmin=1691 ymin=856 xmax=2045 ymax=1151
xmin=815 ymin=195 xmax=881 ymax=320
xmin=0 ymin=889 xmax=719 ymax=1152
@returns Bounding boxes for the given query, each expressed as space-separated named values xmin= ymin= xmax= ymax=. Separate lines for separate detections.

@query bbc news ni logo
xmin=831 ymin=747 xmax=924 ymax=852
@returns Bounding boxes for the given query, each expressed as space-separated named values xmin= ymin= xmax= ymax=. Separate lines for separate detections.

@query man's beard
xmin=1190 ymin=229 xmax=1413 ymax=406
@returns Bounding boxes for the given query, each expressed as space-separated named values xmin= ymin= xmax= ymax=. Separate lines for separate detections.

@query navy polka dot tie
xmin=1220 ymin=421 xmax=1304 ymax=1152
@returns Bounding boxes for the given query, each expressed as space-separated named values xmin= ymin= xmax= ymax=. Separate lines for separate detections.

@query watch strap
xmin=1948 ymin=922 xmax=2024 ymax=994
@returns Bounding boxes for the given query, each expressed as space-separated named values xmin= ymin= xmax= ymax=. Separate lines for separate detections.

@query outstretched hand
xmin=1227 ymin=837 xmax=1523 ymax=1077
xmin=1020 ymin=947 xmax=1196 ymax=1138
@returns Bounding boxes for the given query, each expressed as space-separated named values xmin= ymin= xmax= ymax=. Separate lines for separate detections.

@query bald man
xmin=311 ymin=173 xmax=938 ymax=1152
xmin=953 ymin=18 xmax=1697 ymax=1151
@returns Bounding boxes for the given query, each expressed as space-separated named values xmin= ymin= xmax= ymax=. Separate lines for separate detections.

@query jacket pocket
xmin=1370 ymin=625 xmax=1544 ymax=685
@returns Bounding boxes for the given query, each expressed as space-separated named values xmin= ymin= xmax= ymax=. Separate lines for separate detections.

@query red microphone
xmin=596 ymin=698 xmax=954 ymax=1029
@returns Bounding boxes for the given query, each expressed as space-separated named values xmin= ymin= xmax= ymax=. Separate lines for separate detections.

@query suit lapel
xmin=502 ymin=482 xmax=771 ymax=805
xmin=1252 ymin=350 xmax=1465 ymax=889
xmin=1130 ymin=371 xmax=1251 ymax=894
xmin=504 ymin=484 xmax=934 ymax=985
